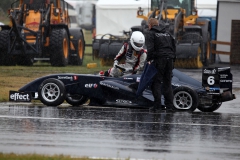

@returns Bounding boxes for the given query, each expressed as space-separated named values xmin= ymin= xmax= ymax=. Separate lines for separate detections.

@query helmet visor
xmin=133 ymin=42 xmax=144 ymax=48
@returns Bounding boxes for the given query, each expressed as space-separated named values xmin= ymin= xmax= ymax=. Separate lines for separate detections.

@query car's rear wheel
xmin=197 ymin=102 xmax=222 ymax=112
xmin=38 ymin=78 xmax=66 ymax=106
xmin=66 ymin=94 xmax=89 ymax=106
xmin=173 ymin=86 xmax=198 ymax=112
xmin=0 ymin=30 xmax=15 ymax=66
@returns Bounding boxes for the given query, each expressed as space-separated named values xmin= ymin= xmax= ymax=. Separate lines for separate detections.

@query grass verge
xmin=0 ymin=153 xmax=125 ymax=160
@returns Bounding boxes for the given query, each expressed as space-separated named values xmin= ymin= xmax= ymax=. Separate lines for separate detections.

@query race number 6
xmin=207 ymin=76 xmax=215 ymax=85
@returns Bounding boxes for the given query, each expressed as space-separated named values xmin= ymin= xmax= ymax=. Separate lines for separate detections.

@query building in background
xmin=214 ymin=0 xmax=240 ymax=64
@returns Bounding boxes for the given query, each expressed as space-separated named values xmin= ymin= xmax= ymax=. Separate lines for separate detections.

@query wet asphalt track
xmin=0 ymin=64 xmax=240 ymax=160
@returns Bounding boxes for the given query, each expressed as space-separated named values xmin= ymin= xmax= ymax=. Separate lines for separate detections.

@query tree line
xmin=0 ymin=0 xmax=17 ymax=23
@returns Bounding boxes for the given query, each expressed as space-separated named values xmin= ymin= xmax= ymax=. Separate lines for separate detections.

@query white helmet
xmin=130 ymin=31 xmax=145 ymax=51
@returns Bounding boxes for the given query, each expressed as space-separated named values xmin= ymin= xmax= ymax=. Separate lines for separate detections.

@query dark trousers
xmin=151 ymin=58 xmax=173 ymax=108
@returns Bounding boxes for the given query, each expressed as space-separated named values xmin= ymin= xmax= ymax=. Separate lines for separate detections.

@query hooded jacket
xmin=146 ymin=25 xmax=176 ymax=61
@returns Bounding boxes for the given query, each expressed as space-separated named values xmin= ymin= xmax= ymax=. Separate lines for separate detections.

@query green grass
xmin=0 ymin=153 xmax=127 ymax=160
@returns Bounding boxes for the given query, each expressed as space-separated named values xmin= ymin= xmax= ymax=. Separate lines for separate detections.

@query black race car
xmin=9 ymin=67 xmax=236 ymax=112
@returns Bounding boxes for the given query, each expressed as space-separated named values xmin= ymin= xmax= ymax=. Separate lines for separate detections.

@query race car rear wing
xmin=202 ymin=67 xmax=232 ymax=95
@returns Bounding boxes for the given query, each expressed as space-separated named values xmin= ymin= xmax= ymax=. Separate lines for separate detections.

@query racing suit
xmin=108 ymin=43 xmax=147 ymax=77
xmin=146 ymin=25 xmax=176 ymax=110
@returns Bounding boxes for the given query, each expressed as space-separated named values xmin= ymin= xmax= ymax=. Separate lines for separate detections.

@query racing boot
xmin=149 ymin=103 xmax=162 ymax=112
xmin=165 ymin=105 xmax=176 ymax=112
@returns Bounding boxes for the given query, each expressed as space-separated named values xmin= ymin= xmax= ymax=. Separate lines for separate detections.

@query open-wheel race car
xmin=9 ymin=67 xmax=236 ymax=112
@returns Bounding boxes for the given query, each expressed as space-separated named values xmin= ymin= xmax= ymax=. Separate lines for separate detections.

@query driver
xmin=102 ymin=31 xmax=147 ymax=77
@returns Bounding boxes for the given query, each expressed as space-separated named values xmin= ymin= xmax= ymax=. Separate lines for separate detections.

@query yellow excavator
xmin=0 ymin=0 xmax=85 ymax=66
xmin=135 ymin=0 xmax=212 ymax=68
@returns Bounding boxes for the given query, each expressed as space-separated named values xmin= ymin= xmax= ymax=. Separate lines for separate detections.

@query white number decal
xmin=207 ymin=76 xmax=215 ymax=85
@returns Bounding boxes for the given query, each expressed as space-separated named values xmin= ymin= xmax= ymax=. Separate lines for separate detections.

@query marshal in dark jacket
xmin=145 ymin=25 xmax=176 ymax=61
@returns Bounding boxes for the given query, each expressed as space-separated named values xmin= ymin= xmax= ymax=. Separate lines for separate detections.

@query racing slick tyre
xmin=69 ymin=31 xmax=85 ymax=65
xmin=66 ymin=94 xmax=89 ymax=106
xmin=0 ymin=30 xmax=8 ymax=65
xmin=173 ymin=86 xmax=198 ymax=112
xmin=50 ymin=28 xmax=69 ymax=66
xmin=38 ymin=78 xmax=66 ymax=106
xmin=0 ymin=30 xmax=15 ymax=66
xmin=197 ymin=102 xmax=222 ymax=112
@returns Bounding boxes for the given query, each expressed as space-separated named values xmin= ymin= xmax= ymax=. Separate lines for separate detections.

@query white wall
xmin=216 ymin=1 xmax=240 ymax=63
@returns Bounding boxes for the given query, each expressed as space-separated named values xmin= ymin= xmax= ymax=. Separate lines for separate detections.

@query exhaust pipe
xmin=221 ymin=91 xmax=236 ymax=102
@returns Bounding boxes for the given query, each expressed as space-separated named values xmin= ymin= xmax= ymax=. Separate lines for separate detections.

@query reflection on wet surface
xmin=0 ymin=105 xmax=240 ymax=160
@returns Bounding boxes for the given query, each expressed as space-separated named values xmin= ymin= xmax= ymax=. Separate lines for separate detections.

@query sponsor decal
xmin=85 ymin=83 xmax=98 ymax=88
xmin=172 ymin=83 xmax=181 ymax=87
xmin=100 ymin=81 xmax=119 ymax=90
xmin=220 ymin=74 xmax=228 ymax=78
xmin=209 ymin=87 xmax=220 ymax=91
xmin=123 ymin=77 xmax=133 ymax=80
xmin=155 ymin=33 xmax=170 ymax=37
xmin=73 ymin=75 xmax=78 ymax=80
xmin=136 ymin=77 xmax=141 ymax=82
xmin=9 ymin=91 xmax=31 ymax=102
xmin=203 ymin=68 xmax=216 ymax=74
xmin=220 ymin=80 xmax=232 ymax=83
xmin=58 ymin=76 xmax=73 ymax=81
xmin=34 ymin=92 xmax=38 ymax=99
xmin=205 ymin=87 xmax=220 ymax=95
xmin=116 ymin=99 xmax=132 ymax=104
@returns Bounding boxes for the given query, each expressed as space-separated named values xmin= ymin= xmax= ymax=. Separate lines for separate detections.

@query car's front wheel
xmin=173 ymin=86 xmax=198 ymax=112
xmin=38 ymin=78 xmax=66 ymax=106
